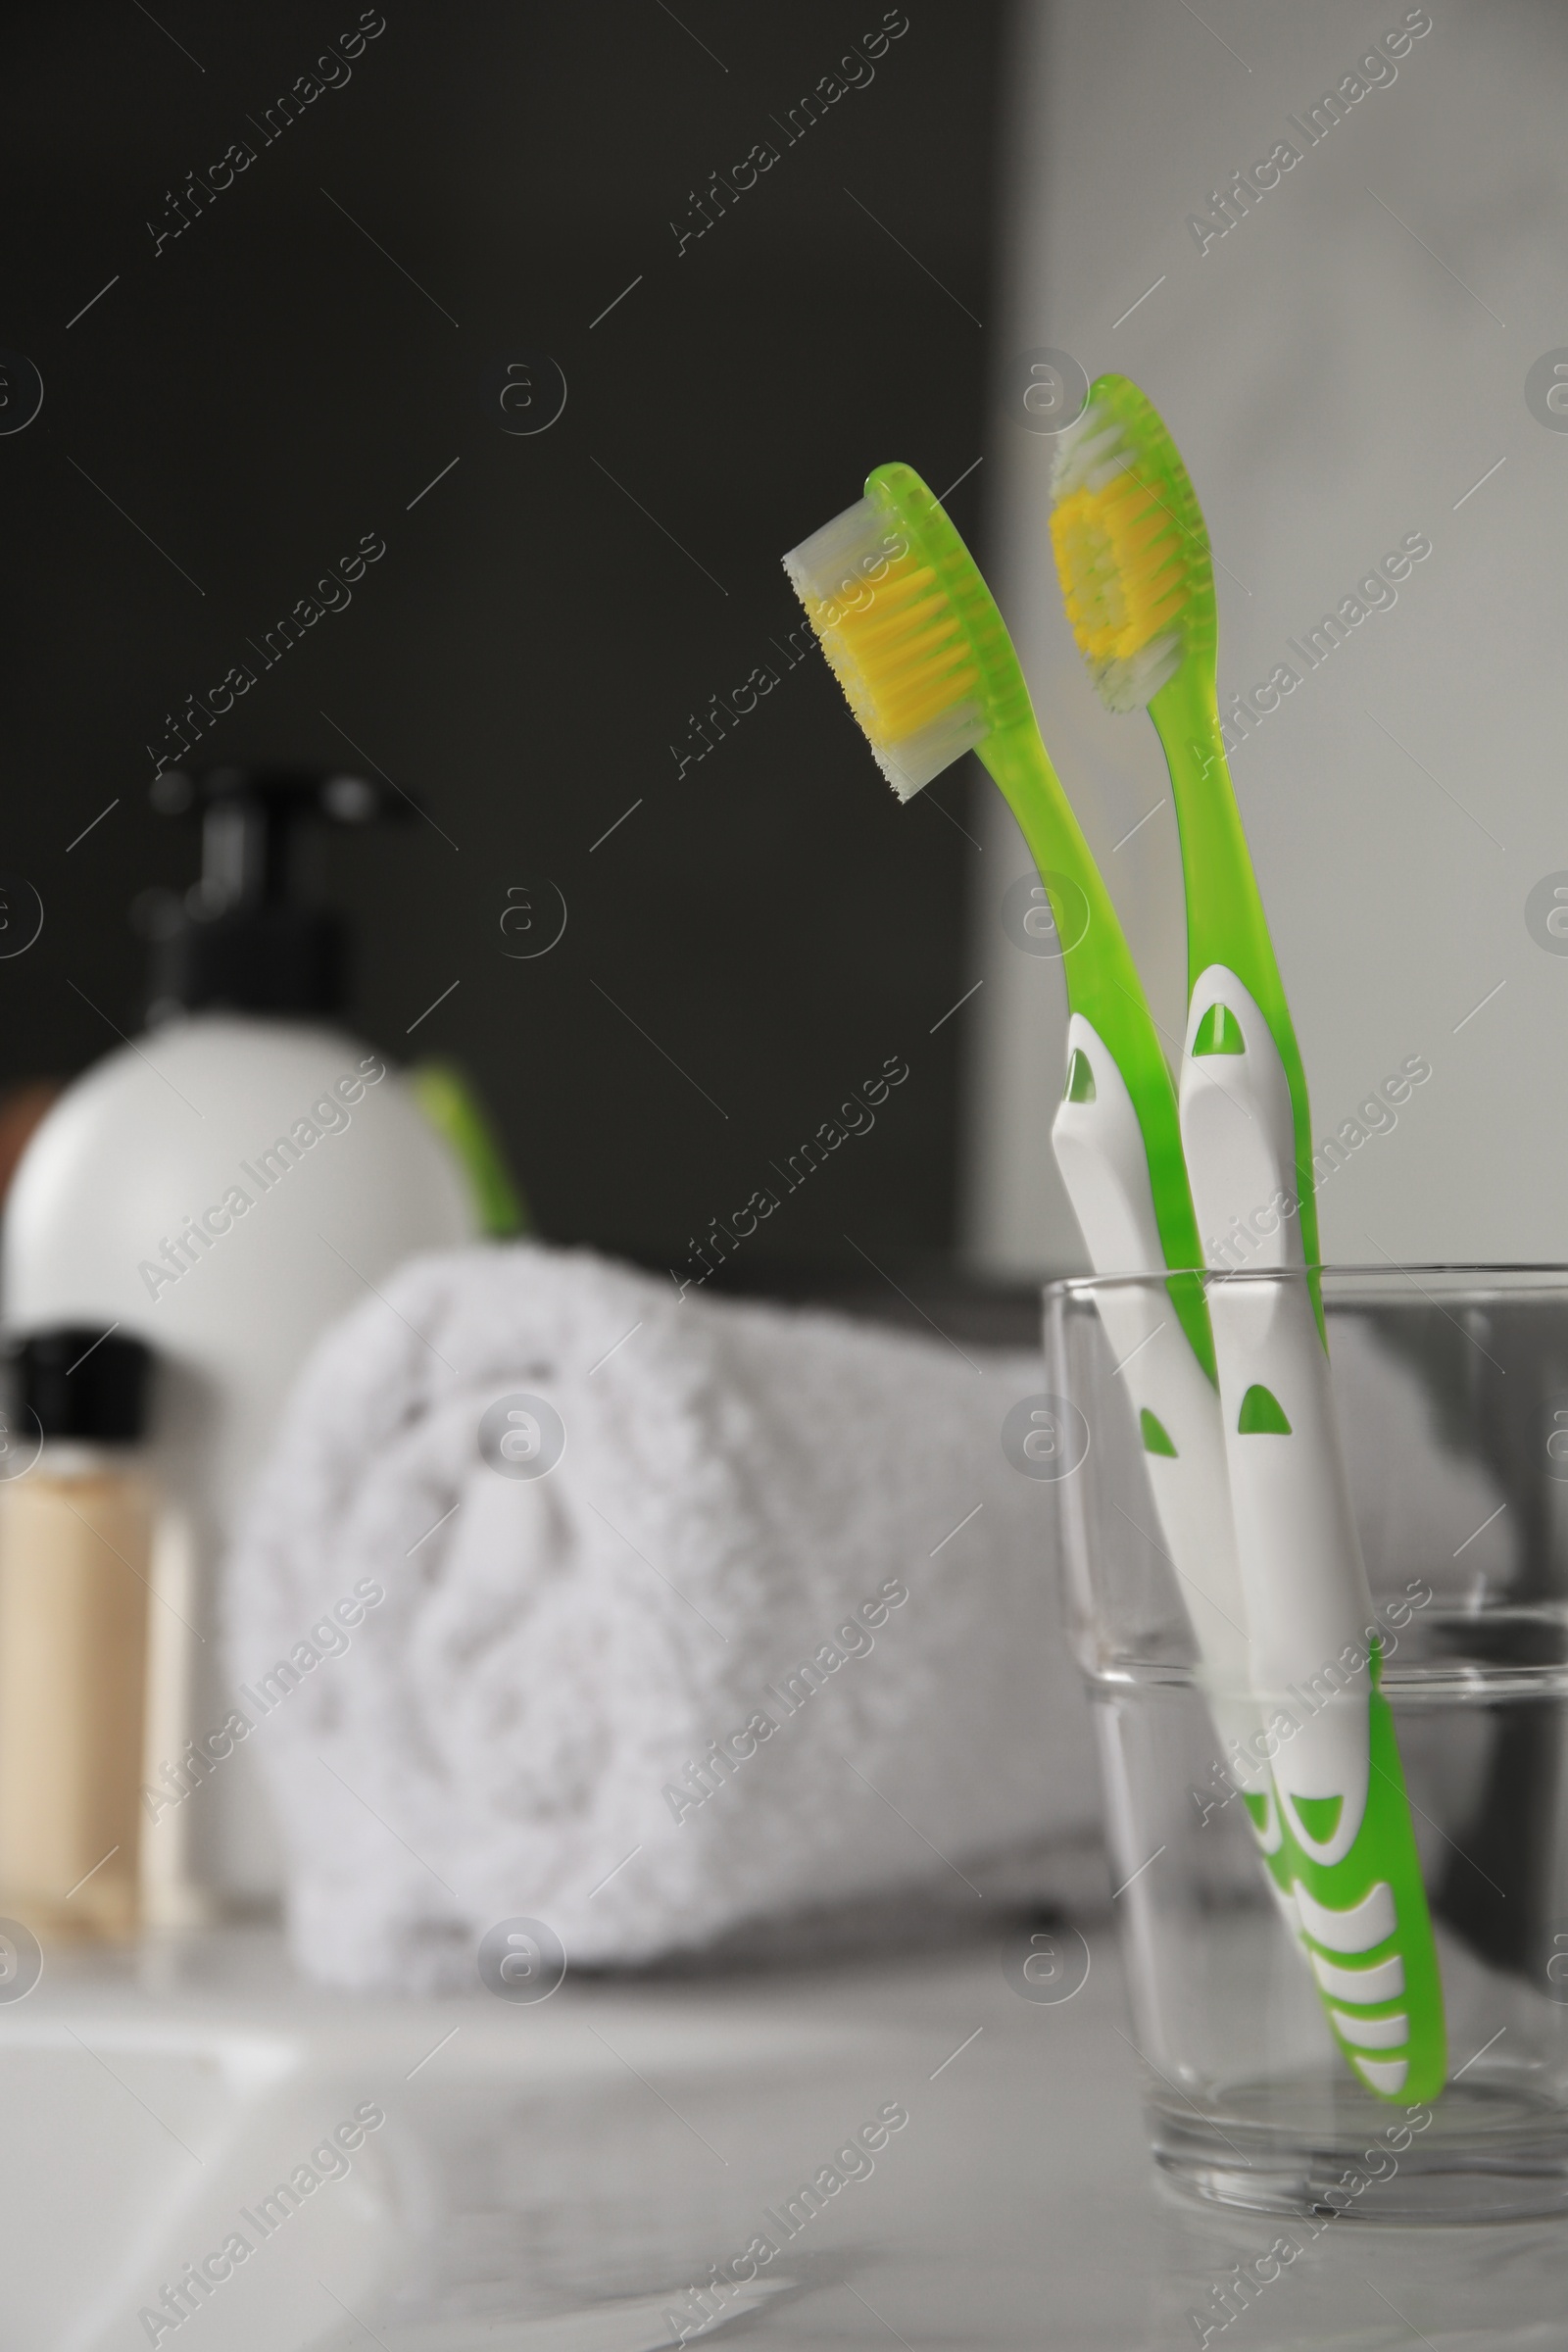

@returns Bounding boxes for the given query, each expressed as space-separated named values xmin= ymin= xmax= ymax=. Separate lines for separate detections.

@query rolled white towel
xmin=225 ymin=1243 xmax=1102 ymax=1987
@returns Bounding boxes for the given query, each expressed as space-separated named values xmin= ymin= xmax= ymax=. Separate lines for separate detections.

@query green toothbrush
xmin=782 ymin=462 xmax=1289 ymax=1896
xmin=1050 ymin=374 xmax=1446 ymax=2102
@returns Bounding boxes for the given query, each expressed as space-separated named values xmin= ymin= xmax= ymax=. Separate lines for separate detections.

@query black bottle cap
xmin=5 ymin=1329 xmax=154 ymax=1443
xmin=147 ymin=764 xmax=416 ymax=1019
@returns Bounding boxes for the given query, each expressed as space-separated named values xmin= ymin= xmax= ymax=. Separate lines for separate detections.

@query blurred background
xmin=981 ymin=0 xmax=1568 ymax=1278
xmin=0 ymin=0 xmax=1008 ymax=1294
xmin=9 ymin=0 xmax=1568 ymax=1303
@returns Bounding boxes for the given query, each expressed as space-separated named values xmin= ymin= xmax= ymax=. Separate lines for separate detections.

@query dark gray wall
xmin=0 ymin=1 xmax=1004 ymax=1285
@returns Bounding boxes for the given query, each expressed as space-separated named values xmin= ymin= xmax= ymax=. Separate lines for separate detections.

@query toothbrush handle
xmin=1180 ymin=963 xmax=1446 ymax=2102
xmin=981 ymin=724 xmax=1211 ymax=1324
xmin=1052 ymin=1015 xmax=1283 ymax=1865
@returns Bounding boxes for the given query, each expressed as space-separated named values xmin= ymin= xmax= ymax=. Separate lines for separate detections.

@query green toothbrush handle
xmin=1181 ymin=959 xmax=1446 ymax=2101
xmin=1286 ymin=1680 xmax=1447 ymax=2103
xmin=1151 ymin=663 xmax=1323 ymax=1275
xmin=982 ymin=724 xmax=1214 ymax=1382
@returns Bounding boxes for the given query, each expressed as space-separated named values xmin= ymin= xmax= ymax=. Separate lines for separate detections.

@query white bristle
xmin=783 ymin=495 xmax=985 ymax=801
xmin=875 ymin=705 xmax=986 ymax=801
xmin=1096 ymin=634 xmax=1183 ymax=713
xmin=782 ymin=495 xmax=900 ymax=612
xmin=1051 ymin=403 xmax=1132 ymax=502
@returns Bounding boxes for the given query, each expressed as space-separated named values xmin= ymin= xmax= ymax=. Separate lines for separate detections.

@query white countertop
xmin=5 ymin=1918 xmax=1566 ymax=2350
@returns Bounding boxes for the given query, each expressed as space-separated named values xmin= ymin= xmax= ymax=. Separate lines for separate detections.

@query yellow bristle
xmin=1050 ymin=469 xmax=1188 ymax=669
xmin=804 ymin=544 xmax=980 ymax=763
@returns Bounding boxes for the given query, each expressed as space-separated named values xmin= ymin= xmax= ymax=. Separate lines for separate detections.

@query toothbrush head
xmin=1049 ymin=374 xmax=1216 ymax=711
xmin=782 ymin=461 xmax=1033 ymax=799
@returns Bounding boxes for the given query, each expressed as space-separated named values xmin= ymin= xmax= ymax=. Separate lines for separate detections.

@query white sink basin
xmin=0 ymin=2016 xmax=391 ymax=2351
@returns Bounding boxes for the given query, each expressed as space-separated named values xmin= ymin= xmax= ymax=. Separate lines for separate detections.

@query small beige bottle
xmin=0 ymin=1329 xmax=155 ymax=1939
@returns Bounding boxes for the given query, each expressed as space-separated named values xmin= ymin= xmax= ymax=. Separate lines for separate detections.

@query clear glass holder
xmin=1046 ymin=1264 xmax=1568 ymax=2223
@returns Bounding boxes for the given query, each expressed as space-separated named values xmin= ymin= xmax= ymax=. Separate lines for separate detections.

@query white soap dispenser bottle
xmin=3 ymin=765 xmax=478 ymax=1912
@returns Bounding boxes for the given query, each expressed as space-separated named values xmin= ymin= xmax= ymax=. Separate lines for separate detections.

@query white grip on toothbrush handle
xmin=1052 ymin=1015 xmax=1259 ymax=1779
xmin=1182 ymin=972 xmax=1447 ymax=2103
xmin=1179 ymin=966 xmax=1377 ymax=1861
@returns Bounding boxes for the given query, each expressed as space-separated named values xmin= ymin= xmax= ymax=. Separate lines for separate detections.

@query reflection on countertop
xmin=5 ymin=1918 xmax=1568 ymax=2348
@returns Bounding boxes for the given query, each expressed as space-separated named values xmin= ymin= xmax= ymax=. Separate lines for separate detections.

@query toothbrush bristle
xmin=783 ymin=496 xmax=985 ymax=798
xmin=1049 ymin=401 xmax=1191 ymax=712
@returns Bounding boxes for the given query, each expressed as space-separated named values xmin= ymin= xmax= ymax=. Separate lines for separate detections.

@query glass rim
xmin=1044 ymin=1260 xmax=1568 ymax=1301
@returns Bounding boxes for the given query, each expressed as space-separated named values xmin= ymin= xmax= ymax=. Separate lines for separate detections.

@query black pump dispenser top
xmin=148 ymin=764 xmax=412 ymax=1018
